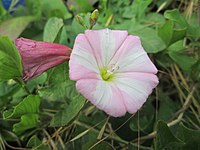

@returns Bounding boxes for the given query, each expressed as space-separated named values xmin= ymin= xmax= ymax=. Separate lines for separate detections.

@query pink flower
xmin=69 ymin=29 xmax=159 ymax=117
xmin=15 ymin=38 xmax=71 ymax=81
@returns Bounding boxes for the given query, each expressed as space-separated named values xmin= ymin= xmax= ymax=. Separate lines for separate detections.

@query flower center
xmin=100 ymin=64 xmax=119 ymax=81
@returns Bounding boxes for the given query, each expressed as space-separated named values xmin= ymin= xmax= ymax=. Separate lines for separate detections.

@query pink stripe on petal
xmin=69 ymin=63 xmax=99 ymax=80
xmin=72 ymin=34 xmax=94 ymax=56
xmin=103 ymin=84 xmax=126 ymax=117
xmin=85 ymin=29 xmax=128 ymax=67
xmin=114 ymin=72 xmax=158 ymax=114
xmin=76 ymin=79 xmax=126 ymax=117
xmin=110 ymin=35 xmax=157 ymax=74
xmin=76 ymin=79 xmax=99 ymax=103
xmin=69 ymin=34 xmax=100 ymax=80
xmin=120 ymin=91 xmax=145 ymax=114
xmin=116 ymin=72 xmax=159 ymax=91
xmin=71 ymin=34 xmax=99 ymax=70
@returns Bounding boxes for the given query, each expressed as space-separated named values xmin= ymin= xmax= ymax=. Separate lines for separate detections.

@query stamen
xmin=107 ymin=64 xmax=119 ymax=73
xmin=100 ymin=64 xmax=119 ymax=81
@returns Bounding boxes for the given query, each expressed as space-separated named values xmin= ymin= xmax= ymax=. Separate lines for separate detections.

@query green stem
xmin=14 ymin=78 xmax=31 ymax=94
xmin=89 ymin=25 xmax=93 ymax=29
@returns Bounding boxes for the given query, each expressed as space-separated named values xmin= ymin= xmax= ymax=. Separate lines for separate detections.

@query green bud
xmin=75 ymin=15 xmax=85 ymax=27
xmin=90 ymin=9 xmax=99 ymax=28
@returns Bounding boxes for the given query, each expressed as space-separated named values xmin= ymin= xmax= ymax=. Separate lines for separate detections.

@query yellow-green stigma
xmin=100 ymin=65 xmax=119 ymax=82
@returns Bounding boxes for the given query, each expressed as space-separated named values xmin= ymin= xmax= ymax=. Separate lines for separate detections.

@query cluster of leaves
xmin=0 ymin=0 xmax=200 ymax=149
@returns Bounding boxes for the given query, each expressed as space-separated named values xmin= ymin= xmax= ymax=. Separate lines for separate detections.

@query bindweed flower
xmin=15 ymin=38 xmax=71 ymax=81
xmin=69 ymin=29 xmax=159 ymax=117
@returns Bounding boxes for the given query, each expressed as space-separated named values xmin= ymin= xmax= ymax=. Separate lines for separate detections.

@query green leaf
xmin=146 ymin=13 xmax=165 ymax=26
xmin=59 ymin=26 xmax=68 ymax=45
xmin=168 ymin=52 xmax=196 ymax=71
xmin=190 ymin=60 xmax=200 ymax=81
xmin=131 ymin=0 xmax=152 ymax=20
xmin=176 ymin=123 xmax=200 ymax=150
xmin=167 ymin=40 xmax=185 ymax=52
xmin=0 ymin=1 xmax=6 ymax=17
xmin=164 ymin=9 xmax=188 ymax=28
xmin=0 ymin=82 xmax=20 ymax=109
xmin=0 ymin=36 xmax=22 ymax=81
xmin=171 ymin=28 xmax=186 ymax=44
xmin=38 ymin=63 xmax=77 ymax=102
xmin=187 ymin=26 xmax=200 ymax=38
xmin=26 ymin=0 xmax=42 ymax=17
xmin=50 ymin=94 xmax=86 ymax=127
xmin=157 ymin=89 xmax=179 ymax=121
xmin=130 ymin=101 xmax=155 ymax=132
xmin=74 ymin=0 xmax=93 ymax=12
xmin=27 ymin=135 xmax=50 ymax=150
xmin=39 ymin=81 xmax=77 ymax=102
xmin=158 ymin=20 xmax=174 ymax=46
xmin=0 ymin=16 xmax=36 ymax=40
xmin=43 ymin=17 xmax=64 ymax=42
xmin=41 ymin=0 xmax=71 ymax=19
xmin=158 ymin=20 xmax=186 ymax=46
xmin=0 ymin=129 xmax=19 ymax=142
xmin=132 ymin=27 xmax=166 ymax=53
xmin=90 ymin=141 xmax=114 ymax=150
xmin=156 ymin=121 xmax=184 ymax=150
xmin=13 ymin=114 xmax=39 ymax=135
xmin=3 ymin=95 xmax=41 ymax=119
xmin=27 ymin=73 xmax=47 ymax=88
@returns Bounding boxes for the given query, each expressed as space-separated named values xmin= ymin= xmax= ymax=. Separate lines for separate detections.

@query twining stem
xmin=174 ymin=65 xmax=200 ymax=109
xmin=88 ymin=114 xmax=136 ymax=150
xmin=14 ymin=78 xmax=31 ymax=94
xmin=171 ymin=66 xmax=200 ymax=123
xmin=74 ymin=119 xmax=152 ymax=150
xmin=43 ymin=129 xmax=58 ymax=150
xmin=132 ymin=85 xmax=196 ymax=143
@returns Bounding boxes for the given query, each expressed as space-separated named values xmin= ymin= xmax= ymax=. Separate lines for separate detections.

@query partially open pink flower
xmin=15 ymin=38 xmax=71 ymax=81
xmin=69 ymin=29 xmax=159 ymax=117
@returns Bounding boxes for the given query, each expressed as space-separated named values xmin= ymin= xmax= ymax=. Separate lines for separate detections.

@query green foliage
xmin=164 ymin=9 xmax=188 ymax=28
xmin=0 ymin=36 xmax=22 ymax=81
xmin=0 ymin=1 xmax=6 ymax=17
xmin=158 ymin=20 xmax=186 ymax=46
xmin=74 ymin=0 xmax=93 ymax=13
xmin=156 ymin=121 xmax=200 ymax=150
xmin=13 ymin=114 xmax=39 ymax=135
xmin=168 ymin=51 xmax=196 ymax=71
xmin=132 ymin=27 xmax=166 ymax=53
xmin=26 ymin=0 xmax=42 ymax=17
xmin=156 ymin=121 xmax=184 ymax=150
xmin=43 ymin=17 xmax=64 ymax=42
xmin=26 ymin=135 xmax=50 ymax=150
xmin=130 ymin=101 xmax=155 ymax=132
xmin=40 ymin=0 xmax=71 ymax=19
xmin=2 ymin=95 xmax=40 ymax=136
xmin=0 ymin=16 xmax=36 ymax=40
xmin=38 ymin=63 xmax=77 ymax=102
xmin=3 ymin=95 xmax=40 ymax=119
xmin=131 ymin=0 xmax=152 ymax=20
xmin=177 ymin=124 xmax=200 ymax=149
xmin=50 ymin=94 xmax=86 ymax=127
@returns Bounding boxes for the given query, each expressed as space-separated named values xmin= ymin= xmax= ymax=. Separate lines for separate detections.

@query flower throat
xmin=100 ymin=64 xmax=119 ymax=81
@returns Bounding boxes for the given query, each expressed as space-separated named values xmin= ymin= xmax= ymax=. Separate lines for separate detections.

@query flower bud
xmin=89 ymin=9 xmax=99 ymax=28
xmin=75 ymin=15 xmax=86 ymax=28
xmin=15 ymin=38 xmax=71 ymax=81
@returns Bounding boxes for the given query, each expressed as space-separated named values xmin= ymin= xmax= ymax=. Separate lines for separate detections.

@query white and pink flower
xmin=69 ymin=29 xmax=159 ymax=117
